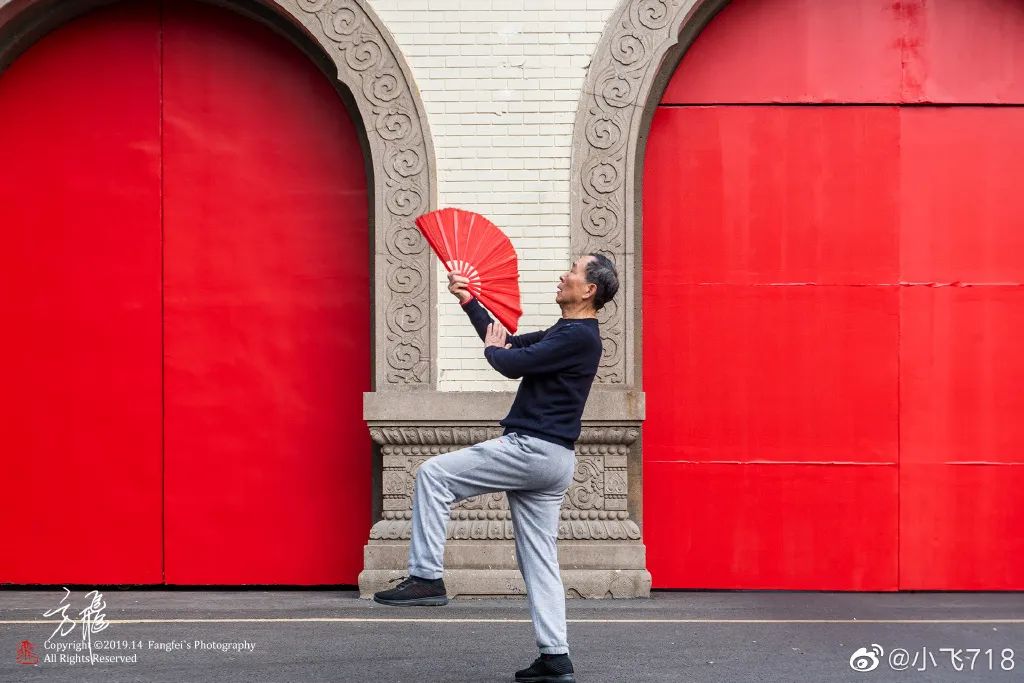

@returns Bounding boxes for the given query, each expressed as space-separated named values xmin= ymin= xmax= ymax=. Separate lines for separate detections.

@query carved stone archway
xmin=0 ymin=0 xmax=438 ymax=389
xmin=571 ymin=0 xmax=727 ymax=387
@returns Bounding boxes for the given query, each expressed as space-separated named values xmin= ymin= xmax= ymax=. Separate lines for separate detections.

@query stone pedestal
xmin=358 ymin=390 xmax=651 ymax=599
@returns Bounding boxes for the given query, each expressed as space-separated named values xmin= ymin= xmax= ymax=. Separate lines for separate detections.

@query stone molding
xmin=369 ymin=518 xmax=642 ymax=542
xmin=363 ymin=389 xmax=646 ymax=424
xmin=368 ymin=425 xmax=640 ymax=447
xmin=570 ymin=0 xmax=723 ymax=386
xmin=0 ymin=0 xmax=438 ymax=389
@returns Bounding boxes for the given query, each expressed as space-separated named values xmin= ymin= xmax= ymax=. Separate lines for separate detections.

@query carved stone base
xmin=358 ymin=541 xmax=652 ymax=599
xmin=361 ymin=392 xmax=649 ymax=599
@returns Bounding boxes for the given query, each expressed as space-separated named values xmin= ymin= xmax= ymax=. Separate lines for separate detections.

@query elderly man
xmin=374 ymin=253 xmax=619 ymax=683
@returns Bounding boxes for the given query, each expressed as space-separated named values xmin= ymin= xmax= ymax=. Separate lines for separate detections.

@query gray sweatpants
xmin=408 ymin=431 xmax=577 ymax=655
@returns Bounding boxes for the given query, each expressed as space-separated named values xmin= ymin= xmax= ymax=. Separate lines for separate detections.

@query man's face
xmin=555 ymin=255 xmax=596 ymax=307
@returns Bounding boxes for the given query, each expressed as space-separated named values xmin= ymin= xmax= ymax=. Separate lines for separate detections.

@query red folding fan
xmin=414 ymin=207 xmax=522 ymax=333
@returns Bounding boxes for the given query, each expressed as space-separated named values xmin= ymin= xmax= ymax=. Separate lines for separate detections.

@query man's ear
xmin=582 ymin=282 xmax=596 ymax=301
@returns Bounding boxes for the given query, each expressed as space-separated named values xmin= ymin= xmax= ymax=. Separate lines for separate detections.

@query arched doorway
xmin=642 ymin=0 xmax=1024 ymax=589
xmin=0 ymin=0 xmax=372 ymax=584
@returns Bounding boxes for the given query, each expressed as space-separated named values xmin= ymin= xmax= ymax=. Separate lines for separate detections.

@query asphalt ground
xmin=2 ymin=588 xmax=1023 ymax=682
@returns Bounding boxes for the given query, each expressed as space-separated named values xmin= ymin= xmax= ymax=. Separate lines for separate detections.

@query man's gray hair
xmin=584 ymin=253 xmax=619 ymax=311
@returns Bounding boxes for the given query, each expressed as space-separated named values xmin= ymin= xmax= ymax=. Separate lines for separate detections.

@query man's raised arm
xmin=483 ymin=323 xmax=580 ymax=379
xmin=460 ymin=296 xmax=546 ymax=348
xmin=449 ymin=271 xmax=546 ymax=347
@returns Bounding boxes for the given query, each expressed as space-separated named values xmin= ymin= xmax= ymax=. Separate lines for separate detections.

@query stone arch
xmin=570 ymin=0 xmax=726 ymax=386
xmin=0 ymin=0 xmax=438 ymax=389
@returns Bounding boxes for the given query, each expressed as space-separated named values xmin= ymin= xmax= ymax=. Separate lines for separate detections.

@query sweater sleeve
xmin=460 ymin=296 xmax=546 ymax=348
xmin=483 ymin=324 xmax=582 ymax=379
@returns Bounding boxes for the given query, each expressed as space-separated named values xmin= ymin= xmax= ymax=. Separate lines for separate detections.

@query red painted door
xmin=643 ymin=0 xmax=1024 ymax=589
xmin=0 ymin=1 xmax=163 ymax=585
xmin=0 ymin=0 xmax=370 ymax=585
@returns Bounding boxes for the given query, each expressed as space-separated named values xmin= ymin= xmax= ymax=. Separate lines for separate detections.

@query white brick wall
xmin=369 ymin=0 xmax=619 ymax=390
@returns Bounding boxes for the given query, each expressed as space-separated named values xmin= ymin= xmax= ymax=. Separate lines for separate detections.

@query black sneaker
xmin=372 ymin=575 xmax=448 ymax=606
xmin=514 ymin=654 xmax=576 ymax=682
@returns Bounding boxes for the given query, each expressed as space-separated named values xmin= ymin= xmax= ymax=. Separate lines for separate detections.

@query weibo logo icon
xmin=849 ymin=644 xmax=884 ymax=672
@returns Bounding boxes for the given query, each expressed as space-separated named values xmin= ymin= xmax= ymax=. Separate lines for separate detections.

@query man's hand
xmin=485 ymin=323 xmax=512 ymax=350
xmin=447 ymin=270 xmax=473 ymax=304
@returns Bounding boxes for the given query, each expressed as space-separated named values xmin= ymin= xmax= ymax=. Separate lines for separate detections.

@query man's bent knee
xmin=416 ymin=458 xmax=446 ymax=485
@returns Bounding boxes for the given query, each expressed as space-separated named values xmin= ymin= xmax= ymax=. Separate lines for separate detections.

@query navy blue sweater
xmin=460 ymin=296 xmax=602 ymax=450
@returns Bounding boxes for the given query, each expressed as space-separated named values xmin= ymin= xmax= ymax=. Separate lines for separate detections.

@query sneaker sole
xmin=372 ymin=595 xmax=449 ymax=606
xmin=514 ymin=675 xmax=576 ymax=683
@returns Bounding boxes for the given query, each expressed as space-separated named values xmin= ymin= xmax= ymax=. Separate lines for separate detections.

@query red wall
xmin=0 ymin=0 xmax=371 ymax=585
xmin=643 ymin=0 xmax=1024 ymax=589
